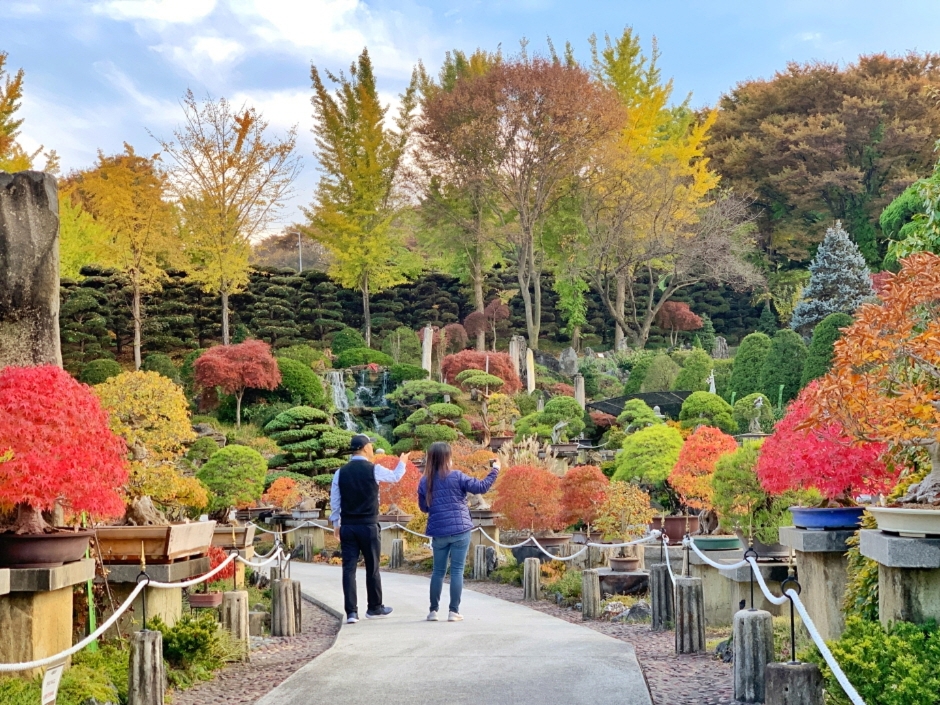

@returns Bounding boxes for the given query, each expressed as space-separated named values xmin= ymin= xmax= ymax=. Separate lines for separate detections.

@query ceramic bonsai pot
xmin=211 ymin=524 xmax=256 ymax=550
xmin=733 ymin=529 xmax=791 ymax=560
xmin=549 ymin=442 xmax=579 ymax=454
xmin=0 ymin=529 xmax=92 ymax=569
xmin=691 ymin=535 xmax=741 ymax=551
xmin=532 ymin=534 xmax=572 ymax=548
xmin=188 ymin=591 xmax=224 ymax=608
xmin=96 ymin=522 xmax=216 ymax=564
xmin=488 ymin=436 xmax=514 ymax=452
xmin=790 ymin=506 xmax=865 ymax=531
xmin=650 ymin=516 xmax=700 ymax=543
xmin=868 ymin=506 xmax=940 ymax=537
xmin=609 ymin=556 xmax=641 ymax=572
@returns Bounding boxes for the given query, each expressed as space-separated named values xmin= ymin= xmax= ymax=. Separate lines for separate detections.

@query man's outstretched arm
xmin=374 ymin=452 xmax=411 ymax=483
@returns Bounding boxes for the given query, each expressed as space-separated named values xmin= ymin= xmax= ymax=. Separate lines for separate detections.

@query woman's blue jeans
xmin=429 ymin=530 xmax=472 ymax=614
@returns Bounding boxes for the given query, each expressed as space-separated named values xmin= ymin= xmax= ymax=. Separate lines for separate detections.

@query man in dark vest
xmin=330 ymin=434 xmax=409 ymax=623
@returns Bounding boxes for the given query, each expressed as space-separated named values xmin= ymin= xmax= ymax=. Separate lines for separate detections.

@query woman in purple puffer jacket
xmin=418 ymin=442 xmax=500 ymax=622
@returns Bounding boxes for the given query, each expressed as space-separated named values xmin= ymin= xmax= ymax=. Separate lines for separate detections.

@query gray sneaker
xmin=346 ymin=613 xmax=358 ymax=624
xmin=365 ymin=606 xmax=393 ymax=619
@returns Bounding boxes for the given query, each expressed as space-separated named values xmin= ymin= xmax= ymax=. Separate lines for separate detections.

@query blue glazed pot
xmin=789 ymin=506 xmax=865 ymax=530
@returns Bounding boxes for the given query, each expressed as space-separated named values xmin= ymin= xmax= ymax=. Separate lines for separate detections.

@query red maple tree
xmin=492 ymin=464 xmax=564 ymax=534
xmin=0 ymin=365 xmax=129 ymax=534
xmin=464 ymin=299 xmax=511 ymax=351
xmin=667 ymin=425 xmax=738 ymax=510
xmin=194 ymin=340 xmax=281 ymax=428
xmin=656 ymin=301 xmax=703 ymax=346
xmin=559 ymin=465 xmax=610 ymax=532
xmin=760 ymin=383 xmax=895 ymax=501
xmin=377 ymin=454 xmax=421 ymax=514
xmin=441 ymin=350 xmax=521 ymax=393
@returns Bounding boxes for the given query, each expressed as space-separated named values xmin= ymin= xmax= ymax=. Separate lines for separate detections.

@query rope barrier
xmin=683 ymin=537 xmax=865 ymax=705
xmin=472 ymin=527 xmax=661 ymax=562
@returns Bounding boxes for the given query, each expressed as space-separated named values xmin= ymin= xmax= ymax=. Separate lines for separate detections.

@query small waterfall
xmin=378 ymin=370 xmax=389 ymax=406
xmin=372 ymin=412 xmax=391 ymax=438
xmin=326 ymin=370 xmax=357 ymax=431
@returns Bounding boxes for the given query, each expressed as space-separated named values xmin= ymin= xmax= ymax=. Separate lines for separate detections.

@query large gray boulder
xmin=558 ymin=346 xmax=579 ymax=376
xmin=0 ymin=171 xmax=61 ymax=367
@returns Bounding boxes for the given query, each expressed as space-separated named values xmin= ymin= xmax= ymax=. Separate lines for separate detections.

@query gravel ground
xmin=466 ymin=580 xmax=735 ymax=705
xmin=168 ymin=598 xmax=340 ymax=705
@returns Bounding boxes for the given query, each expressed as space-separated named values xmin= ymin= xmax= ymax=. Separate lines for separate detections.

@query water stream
xmin=326 ymin=370 xmax=358 ymax=431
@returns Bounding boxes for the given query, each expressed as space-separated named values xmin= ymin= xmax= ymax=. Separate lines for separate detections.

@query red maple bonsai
xmin=668 ymin=426 xmax=738 ymax=510
xmin=0 ymin=365 xmax=129 ymax=534
xmin=760 ymin=383 xmax=895 ymax=502
xmin=559 ymin=465 xmax=610 ymax=535
xmin=194 ymin=339 xmax=282 ymax=427
xmin=656 ymin=301 xmax=703 ymax=347
xmin=492 ymin=464 xmax=563 ymax=535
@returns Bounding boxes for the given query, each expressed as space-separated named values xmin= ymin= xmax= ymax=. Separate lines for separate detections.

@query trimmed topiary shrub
xmin=335 ymin=347 xmax=395 ymax=368
xmin=672 ymin=349 xmax=714 ymax=392
xmin=389 ymin=363 xmax=428 ymax=384
xmin=515 ymin=396 xmax=585 ymax=441
xmin=265 ymin=406 xmax=356 ymax=475
xmin=617 ymin=399 xmax=662 ymax=431
xmin=275 ymin=358 xmax=328 ymax=409
xmin=330 ymin=328 xmax=367 ymax=355
xmin=276 ymin=344 xmax=331 ymax=371
xmin=196 ymin=445 xmax=267 ymax=515
xmin=732 ymin=393 xmax=775 ymax=433
xmin=79 ymin=358 xmax=123 ymax=385
xmin=759 ymin=329 xmax=807 ymax=405
xmin=612 ymin=424 xmax=684 ymax=486
xmin=679 ymin=391 xmax=737 ymax=434
xmin=801 ymin=312 xmax=853 ymax=387
xmin=141 ymin=353 xmax=181 ymax=384
xmin=729 ymin=332 xmax=771 ymax=399
xmin=386 ymin=379 xmax=466 ymax=451
xmin=623 ymin=351 xmax=655 ymax=394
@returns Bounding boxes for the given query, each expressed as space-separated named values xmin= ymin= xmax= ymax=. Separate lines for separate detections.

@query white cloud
xmin=798 ymin=31 xmax=822 ymax=42
xmin=93 ymin=0 xmax=217 ymax=23
xmin=95 ymin=61 xmax=180 ymax=123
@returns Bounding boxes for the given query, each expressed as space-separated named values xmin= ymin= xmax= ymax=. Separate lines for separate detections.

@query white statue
xmin=707 ymin=370 xmax=716 ymax=394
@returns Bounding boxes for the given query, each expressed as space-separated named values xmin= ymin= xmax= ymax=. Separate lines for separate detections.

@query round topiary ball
xmin=141 ymin=353 xmax=181 ymax=384
xmin=196 ymin=445 xmax=268 ymax=514
xmin=79 ymin=358 xmax=123 ymax=385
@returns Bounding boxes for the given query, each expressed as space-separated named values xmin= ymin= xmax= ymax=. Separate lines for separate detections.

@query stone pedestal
xmin=643 ymin=543 xmax=684 ymax=569
xmin=389 ymin=539 xmax=404 ymax=569
xmin=128 ymin=629 xmax=165 ymax=705
xmin=779 ymin=526 xmax=853 ymax=640
xmin=220 ymin=591 xmax=250 ymax=661
xmin=101 ymin=556 xmax=210 ymax=634
xmin=0 ymin=558 xmax=94 ymax=677
xmin=380 ymin=524 xmax=408 ymax=558
xmin=733 ymin=608 xmax=774 ymax=703
xmin=719 ymin=561 xmax=793 ymax=617
xmin=523 ymin=557 xmax=540 ymax=601
xmin=0 ymin=568 xmax=9 ymax=597
xmin=573 ymin=373 xmax=585 ymax=409
xmin=675 ymin=576 xmax=705 ymax=654
xmin=649 ymin=564 xmax=673 ymax=631
xmin=581 ymin=569 xmax=601 ymax=619
xmin=286 ymin=521 xmax=325 ymax=553
xmin=860 ymin=529 xmax=940 ymax=627
xmin=689 ymin=548 xmax=742 ymax=627
xmin=765 ymin=662 xmax=824 ymax=705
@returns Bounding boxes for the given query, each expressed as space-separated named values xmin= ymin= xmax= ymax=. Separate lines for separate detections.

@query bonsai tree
xmin=612 ymin=424 xmax=684 ymax=490
xmin=455 ymin=368 xmax=505 ymax=442
xmin=265 ymin=406 xmax=356 ymax=478
xmin=96 ymin=371 xmax=208 ymax=517
xmin=515 ymin=396 xmax=585 ymax=442
xmin=679 ymin=391 xmax=737 ymax=434
xmin=441 ymin=350 xmax=521 ymax=393
xmin=196 ymin=445 xmax=268 ymax=520
xmin=262 ymin=476 xmax=303 ymax=511
xmin=0 ymin=365 xmax=129 ymax=534
xmin=668 ymin=426 xmax=738 ymax=511
xmin=593 ymin=482 xmax=655 ymax=556
xmin=194 ymin=339 xmax=282 ymax=427
xmin=485 ymin=393 xmax=520 ymax=437
xmin=559 ymin=465 xmax=610 ymax=536
xmin=732 ymin=393 xmax=775 ymax=434
xmin=492 ymin=465 xmax=564 ymax=536
xmin=386 ymin=380 xmax=468 ymax=452
xmin=376 ymin=454 xmax=426 ymax=532
xmin=758 ymin=383 xmax=896 ymax=503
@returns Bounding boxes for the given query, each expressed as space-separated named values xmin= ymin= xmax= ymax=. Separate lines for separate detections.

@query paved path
xmin=256 ymin=564 xmax=653 ymax=705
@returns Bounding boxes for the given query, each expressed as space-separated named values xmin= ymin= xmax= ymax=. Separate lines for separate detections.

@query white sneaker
xmin=427 ymin=611 xmax=438 ymax=621
xmin=448 ymin=611 xmax=463 ymax=622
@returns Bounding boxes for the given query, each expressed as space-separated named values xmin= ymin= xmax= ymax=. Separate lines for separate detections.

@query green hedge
xmin=78 ymin=358 xmax=122 ymax=385
xmin=335 ymin=347 xmax=395 ymax=368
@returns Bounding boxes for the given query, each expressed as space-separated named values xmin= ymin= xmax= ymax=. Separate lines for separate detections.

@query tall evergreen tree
xmin=790 ymin=221 xmax=873 ymax=336
xmin=760 ymin=329 xmax=807 ymax=405
xmin=729 ymin=332 xmax=771 ymax=400
xmin=144 ymin=268 xmax=196 ymax=353
xmin=698 ymin=313 xmax=716 ymax=353
xmin=801 ymin=312 xmax=854 ymax=387
xmin=757 ymin=302 xmax=778 ymax=335
xmin=59 ymin=277 xmax=112 ymax=373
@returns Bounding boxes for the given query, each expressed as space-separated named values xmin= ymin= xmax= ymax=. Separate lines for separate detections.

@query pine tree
xmin=296 ymin=271 xmax=350 ymax=342
xmin=698 ymin=313 xmax=716 ymax=353
xmin=759 ymin=329 xmax=807 ymax=405
xmin=801 ymin=312 xmax=853 ymax=387
xmin=757 ymin=302 xmax=778 ymax=335
xmin=790 ymin=221 xmax=873 ymax=335
xmin=59 ymin=277 xmax=112 ymax=373
xmin=144 ymin=269 xmax=196 ymax=353
xmin=729 ymin=332 xmax=772 ymax=399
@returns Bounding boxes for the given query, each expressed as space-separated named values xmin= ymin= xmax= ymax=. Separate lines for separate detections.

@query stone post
xmin=650 ymin=564 xmax=674 ymax=631
xmin=675 ymin=576 xmax=705 ymax=654
xmin=299 ymin=535 xmax=313 ymax=562
xmin=523 ymin=557 xmax=540 ymax=601
xmin=128 ymin=629 xmax=165 ymax=705
xmin=270 ymin=566 xmax=282 ymax=581
xmin=525 ymin=349 xmax=536 ymax=394
xmin=220 ymin=591 xmax=250 ymax=661
xmin=0 ymin=171 xmax=62 ymax=367
xmin=271 ymin=579 xmax=296 ymax=637
xmin=389 ymin=538 xmax=404 ymax=569
xmin=421 ymin=325 xmax=434 ymax=374
xmin=509 ymin=335 xmax=525 ymax=379
xmin=581 ymin=569 xmax=601 ymax=620
xmin=573 ymin=373 xmax=585 ymax=409
xmin=765 ymin=662 xmax=824 ymax=705
xmin=292 ymin=580 xmax=303 ymax=634
xmin=733 ymin=608 xmax=775 ymax=703
xmin=473 ymin=544 xmax=488 ymax=580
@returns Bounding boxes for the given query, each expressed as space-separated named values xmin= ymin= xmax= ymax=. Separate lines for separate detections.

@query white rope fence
xmin=684 ymin=537 xmax=865 ymax=705
xmin=0 ymin=546 xmax=285 ymax=673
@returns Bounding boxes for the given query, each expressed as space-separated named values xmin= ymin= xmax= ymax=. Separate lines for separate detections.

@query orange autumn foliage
xmin=668 ymin=426 xmax=738 ymax=510
xmin=559 ymin=465 xmax=610 ymax=529
xmin=263 ymin=477 xmax=302 ymax=511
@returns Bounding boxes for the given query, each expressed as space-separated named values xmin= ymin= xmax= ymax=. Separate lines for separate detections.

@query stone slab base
xmin=794 ymin=550 xmax=848 ymax=640
xmin=860 ymin=529 xmax=940 ymax=568
xmin=9 ymin=558 xmax=94 ymax=592
xmin=690 ymin=562 xmax=734 ymax=627
xmin=100 ymin=556 xmax=210 ymax=584
xmin=779 ymin=526 xmax=854 ymax=553
xmin=0 ymin=568 xmax=9 ymax=596
xmin=105 ymin=583 xmax=182 ymax=635
xmin=0 ymin=586 xmax=74 ymax=677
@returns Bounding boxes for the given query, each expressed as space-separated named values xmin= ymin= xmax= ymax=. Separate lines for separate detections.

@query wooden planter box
xmin=96 ymin=522 xmax=217 ymax=564
xmin=211 ymin=525 xmax=256 ymax=550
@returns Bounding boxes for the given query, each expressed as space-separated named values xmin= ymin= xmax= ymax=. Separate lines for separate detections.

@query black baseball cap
xmin=350 ymin=434 xmax=376 ymax=451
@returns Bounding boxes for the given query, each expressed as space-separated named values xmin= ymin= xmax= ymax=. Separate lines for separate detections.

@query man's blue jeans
xmin=429 ymin=530 xmax=472 ymax=614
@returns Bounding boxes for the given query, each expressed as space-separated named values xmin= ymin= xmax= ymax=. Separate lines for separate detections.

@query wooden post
xmin=128 ymin=629 xmax=165 ymax=705
xmin=522 ymin=557 xmax=540 ymax=601
xmin=299 ymin=535 xmax=313 ymax=562
xmin=292 ymin=579 xmax=303 ymax=634
xmin=473 ymin=544 xmax=488 ymax=580
xmin=734 ymin=609 xmax=775 ymax=703
xmin=220 ymin=591 xmax=250 ymax=662
xmin=765 ymin=662 xmax=824 ymax=705
xmin=675 ymin=576 xmax=705 ymax=654
xmin=270 ymin=566 xmax=282 ymax=581
xmin=389 ymin=538 xmax=404 ymax=569
xmin=650 ymin=564 xmax=674 ymax=632
xmin=581 ymin=569 xmax=601 ymax=620
xmin=271 ymin=579 xmax=296 ymax=637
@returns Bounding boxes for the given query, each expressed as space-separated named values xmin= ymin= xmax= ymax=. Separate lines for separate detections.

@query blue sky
xmin=2 ymin=0 xmax=939 ymax=231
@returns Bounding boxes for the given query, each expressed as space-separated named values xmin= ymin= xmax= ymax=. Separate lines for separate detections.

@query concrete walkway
xmin=256 ymin=564 xmax=653 ymax=705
